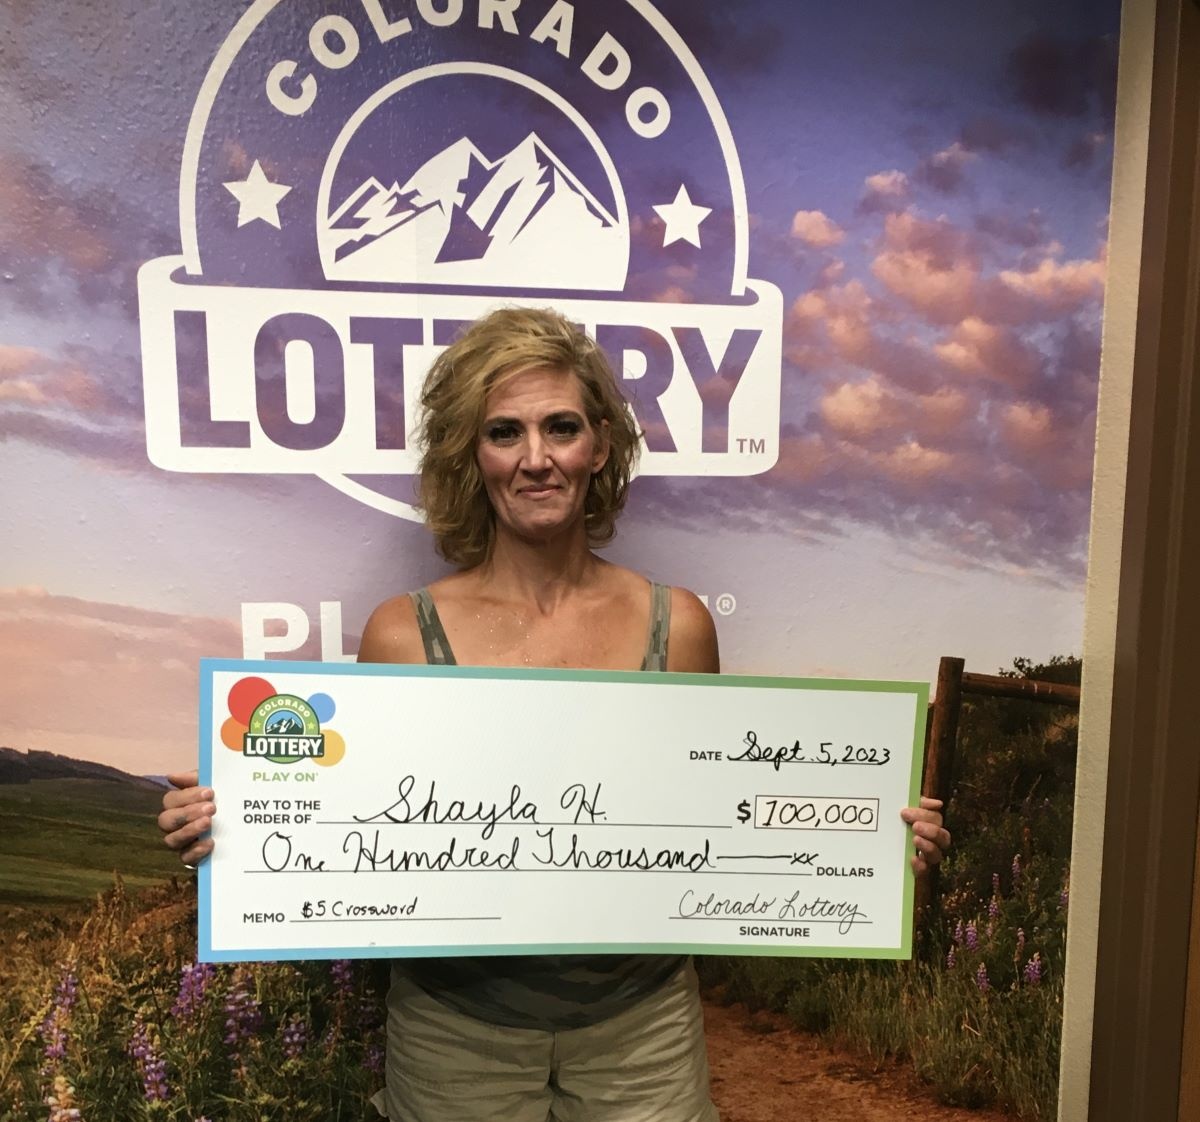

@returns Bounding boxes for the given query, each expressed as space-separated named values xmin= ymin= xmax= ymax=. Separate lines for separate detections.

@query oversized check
xmin=199 ymin=660 xmax=928 ymax=963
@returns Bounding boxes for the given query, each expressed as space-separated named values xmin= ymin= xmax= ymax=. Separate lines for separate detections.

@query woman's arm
xmin=665 ymin=588 xmax=720 ymax=674
xmin=357 ymin=594 xmax=428 ymax=664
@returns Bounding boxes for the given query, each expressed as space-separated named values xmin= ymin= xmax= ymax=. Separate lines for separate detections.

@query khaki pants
xmin=372 ymin=961 xmax=720 ymax=1122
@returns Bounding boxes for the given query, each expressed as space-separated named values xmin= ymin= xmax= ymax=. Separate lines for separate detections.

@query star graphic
xmin=652 ymin=184 xmax=712 ymax=249
xmin=223 ymin=160 xmax=292 ymax=229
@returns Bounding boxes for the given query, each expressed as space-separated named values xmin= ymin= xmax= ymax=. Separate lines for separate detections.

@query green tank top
xmin=395 ymin=581 xmax=686 ymax=1029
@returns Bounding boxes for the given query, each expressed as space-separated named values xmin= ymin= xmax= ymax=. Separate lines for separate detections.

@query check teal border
xmin=198 ymin=658 xmax=929 ymax=964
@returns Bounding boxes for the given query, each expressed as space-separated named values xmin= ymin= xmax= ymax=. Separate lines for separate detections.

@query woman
xmin=159 ymin=307 xmax=951 ymax=1122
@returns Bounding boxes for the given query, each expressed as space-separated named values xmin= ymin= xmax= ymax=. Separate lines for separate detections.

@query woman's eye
xmin=548 ymin=419 xmax=582 ymax=437
xmin=486 ymin=424 xmax=520 ymax=443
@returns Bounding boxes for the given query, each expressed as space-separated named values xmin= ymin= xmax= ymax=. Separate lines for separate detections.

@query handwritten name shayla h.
xmin=257 ymin=775 xmax=715 ymax=875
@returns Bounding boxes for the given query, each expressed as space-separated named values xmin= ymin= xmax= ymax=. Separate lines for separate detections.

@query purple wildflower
xmin=953 ymin=919 xmax=964 ymax=945
xmin=1059 ymin=879 xmax=1070 ymax=911
xmin=281 ymin=1014 xmax=308 ymax=1060
xmin=974 ymin=962 xmax=990 ymax=992
xmin=330 ymin=959 xmax=354 ymax=1000
xmin=988 ymin=895 xmax=1000 ymax=920
xmin=171 ymin=962 xmax=217 ymax=1021
xmin=1011 ymin=853 xmax=1023 ymax=885
xmin=946 ymin=945 xmax=956 ymax=969
xmin=1016 ymin=927 xmax=1026 ymax=958
xmin=128 ymin=1017 xmax=170 ymax=1102
xmin=223 ymin=971 xmax=263 ymax=1053
xmin=964 ymin=921 xmax=978 ymax=951
xmin=992 ymin=872 xmax=1001 ymax=896
xmin=357 ymin=995 xmax=384 ymax=1032
xmin=39 ymin=968 xmax=79 ymax=1067
xmin=365 ymin=1039 xmax=386 ymax=1076
xmin=1023 ymin=952 xmax=1043 ymax=986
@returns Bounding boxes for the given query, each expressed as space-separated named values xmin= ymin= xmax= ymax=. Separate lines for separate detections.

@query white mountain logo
xmin=319 ymin=133 xmax=628 ymax=290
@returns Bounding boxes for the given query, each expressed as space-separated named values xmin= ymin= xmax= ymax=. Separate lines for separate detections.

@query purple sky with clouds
xmin=0 ymin=0 xmax=1119 ymax=773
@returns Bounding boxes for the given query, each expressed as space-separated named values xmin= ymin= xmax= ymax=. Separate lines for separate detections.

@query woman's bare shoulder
xmin=358 ymin=593 xmax=425 ymax=664
xmin=666 ymin=586 xmax=720 ymax=673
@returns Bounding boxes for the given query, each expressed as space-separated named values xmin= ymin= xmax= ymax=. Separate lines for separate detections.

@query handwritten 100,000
xmin=728 ymin=732 xmax=892 ymax=771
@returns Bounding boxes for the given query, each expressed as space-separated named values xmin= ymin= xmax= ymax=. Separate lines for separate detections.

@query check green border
xmin=198 ymin=659 xmax=929 ymax=963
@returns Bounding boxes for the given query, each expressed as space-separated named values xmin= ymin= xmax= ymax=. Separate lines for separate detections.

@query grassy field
xmin=0 ymin=779 xmax=181 ymax=911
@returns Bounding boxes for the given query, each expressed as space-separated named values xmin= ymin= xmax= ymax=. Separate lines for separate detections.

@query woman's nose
xmin=522 ymin=433 xmax=551 ymax=470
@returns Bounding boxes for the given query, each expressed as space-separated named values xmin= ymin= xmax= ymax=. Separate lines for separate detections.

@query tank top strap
xmin=641 ymin=581 xmax=671 ymax=671
xmin=408 ymin=588 xmax=458 ymax=666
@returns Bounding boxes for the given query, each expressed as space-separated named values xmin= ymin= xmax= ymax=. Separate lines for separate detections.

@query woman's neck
xmin=476 ymin=524 xmax=602 ymax=612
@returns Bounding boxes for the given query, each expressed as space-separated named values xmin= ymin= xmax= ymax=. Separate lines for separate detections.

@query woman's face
xmin=476 ymin=366 xmax=610 ymax=545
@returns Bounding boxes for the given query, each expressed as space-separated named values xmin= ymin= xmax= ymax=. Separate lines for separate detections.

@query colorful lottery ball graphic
xmin=228 ymin=677 xmax=275 ymax=725
xmin=307 ymin=692 xmax=336 ymax=723
xmin=315 ymin=728 xmax=346 ymax=767
xmin=223 ymin=677 xmax=345 ymax=766
xmin=220 ymin=716 xmax=248 ymax=752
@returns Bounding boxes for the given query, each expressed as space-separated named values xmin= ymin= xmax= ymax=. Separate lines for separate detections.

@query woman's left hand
xmin=899 ymin=797 xmax=951 ymax=874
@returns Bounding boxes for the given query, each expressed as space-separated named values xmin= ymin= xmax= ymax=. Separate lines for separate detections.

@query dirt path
xmin=703 ymin=1000 xmax=1019 ymax=1122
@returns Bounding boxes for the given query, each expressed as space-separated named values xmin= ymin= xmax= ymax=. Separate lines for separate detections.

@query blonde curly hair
xmin=416 ymin=307 xmax=641 ymax=568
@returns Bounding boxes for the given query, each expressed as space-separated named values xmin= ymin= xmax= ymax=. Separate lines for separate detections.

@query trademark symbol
xmin=736 ymin=437 xmax=766 ymax=454
xmin=715 ymin=593 xmax=737 ymax=616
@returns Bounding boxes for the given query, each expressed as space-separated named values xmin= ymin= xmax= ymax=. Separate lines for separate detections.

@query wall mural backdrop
xmin=0 ymin=1 xmax=1119 ymax=1118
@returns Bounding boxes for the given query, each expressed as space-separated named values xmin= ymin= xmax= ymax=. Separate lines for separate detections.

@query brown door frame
xmin=1065 ymin=0 xmax=1200 ymax=1117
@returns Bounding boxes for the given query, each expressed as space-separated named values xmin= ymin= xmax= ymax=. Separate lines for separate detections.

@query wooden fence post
xmin=914 ymin=656 xmax=964 ymax=934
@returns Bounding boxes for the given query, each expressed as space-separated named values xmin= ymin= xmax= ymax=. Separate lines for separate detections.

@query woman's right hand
xmin=158 ymin=770 xmax=216 ymax=867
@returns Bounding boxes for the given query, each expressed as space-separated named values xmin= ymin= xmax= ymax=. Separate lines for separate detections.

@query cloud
xmin=859 ymin=169 xmax=911 ymax=214
xmin=0 ymin=345 xmax=43 ymax=378
xmin=819 ymin=376 xmax=973 ymax=445
xmin=1006 ymin=33 xmax=1119 ymax=122
xmin=868 ymin=209 xmax=1106 ymax=328
xmin=974 ymin=209 xmax=1050 ymax=251
xmin=791 ymin=209 xmax=845 ymax=248
xmin=1064 ymin=131 xmax=1111 ymax=171
xmin=0 ymin=344 xmax=151 ymax=471
xmin=996 ymin=252 xmax=1106 ymax=314
xmin=0 ymin=588 xmax=243 ymax=775
xmin=0 ymin=156 xmax=176 ymax=321
xmin=788 ymin=280 xmax=876 ymax=365
xmin=819 ymin=376 xmax=892 ymax=439
xmin=870 ymin=211 xmax=982 ymax=324
xmin=914 ymin=142 xmax=975 ymax=195
xmin=958 ymin=115 xmax=1033 ymax=155
xmin=700 ymin=173 xmax=1106 ymax=583
xmin=933 ymin=317 xmax=1041 ymax=388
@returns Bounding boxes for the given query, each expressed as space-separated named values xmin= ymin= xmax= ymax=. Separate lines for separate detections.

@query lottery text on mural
xmin=139 ymin=1 xmax=786 ymax=518
xmin=200 ymin=663 xmax=927 ymax=962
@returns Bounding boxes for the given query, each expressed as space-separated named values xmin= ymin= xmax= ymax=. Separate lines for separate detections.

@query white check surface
xmin=199 ymin=661 xmax=927 ymax=962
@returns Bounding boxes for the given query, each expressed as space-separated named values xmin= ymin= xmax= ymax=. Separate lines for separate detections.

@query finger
xmin=909 ymin=819 xmax=951 ymax=844
xmin=919 ymin=797 xmax=944 ymax=811
xmin=167 ymin=770 xmax=200 ymax=791
xmin=899 ymin=807 xmax=943 ymax=827
xmin=158 ymin=804 xmax=215 ymax=848
xmin=162 ymin=785 xmax=215 ymax=813
xmin=909 ymin=824 xmax=952 ymax=858
xmin=158 ymin=796 xmax=214 ymax=835
xmin=912 ymin=834 xmax=945 ymax=864
xmin=179 ymin=837 xmax=214 ymax=868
